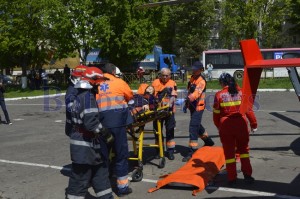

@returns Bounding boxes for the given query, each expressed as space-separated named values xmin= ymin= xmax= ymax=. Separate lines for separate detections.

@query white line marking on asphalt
xmin=0 ymin=159 xmax=299 ymax=199
xmin=13 ymin=118 xmax=24 ymax=121
xmin=0 ymin=159 xmax=65 ymax=170
xmin=55 ymin=120 xmax=63 ymax=123
xmin=257 ymin=109 xmax=287 ymax=113
xmin=6 ymin=104 xmax=66 ymax=106
xmin=206 ymin=187 xmax=300 ymax=199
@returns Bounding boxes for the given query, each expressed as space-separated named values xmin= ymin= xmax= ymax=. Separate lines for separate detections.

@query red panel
xmin=247 ymin=59 xmax=300 ymax=68
xmin=240 ymin=39 xmax=263 ymax=66
xmin=239 ymin=39 xmax=300 ymax=114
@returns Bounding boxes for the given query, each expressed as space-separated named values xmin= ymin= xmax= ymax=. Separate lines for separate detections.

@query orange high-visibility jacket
xmin=188 ymin=75 xmax=206 ymax=111
xmin=152 ymin=79 xmax=177 ymax=111
xmin=152 ymin=79 xmax=177 ymax=97
xmin=213 ymin=86 xmax=257 ymax=129
xmin=96 ymin=73 xmax=133 ymax=111
xmin=137 ymin=83 xmax=149 ymax=95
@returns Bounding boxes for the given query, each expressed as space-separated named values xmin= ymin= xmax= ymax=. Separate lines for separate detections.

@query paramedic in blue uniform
xmin=96 ymin=63 xmax=134 ymax=197
xmin=65 ymin=67 xmax=114 ymax=199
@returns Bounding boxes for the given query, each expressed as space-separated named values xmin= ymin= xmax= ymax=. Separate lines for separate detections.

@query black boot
xmin=203 ymin=137 xmax=214 ymax=146
xmin=117 ymin=187 xmax=133 ymax=197
xmin=244 ymin=175 xmax=255 ymax=184
xmin=167 ymin=150 xmax=175 ymax=160
xmin=182 ymin=149 xmax=195 ymax=162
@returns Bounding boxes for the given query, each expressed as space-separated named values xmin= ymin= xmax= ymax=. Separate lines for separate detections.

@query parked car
xmin=0 ymin=74 xmax=13 ymax=85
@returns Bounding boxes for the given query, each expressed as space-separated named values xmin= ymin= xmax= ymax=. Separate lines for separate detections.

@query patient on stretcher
xmin=128 ymin=85 xmax=157 ymax=114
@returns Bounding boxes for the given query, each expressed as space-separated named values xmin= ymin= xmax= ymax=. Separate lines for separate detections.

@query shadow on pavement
xmin=269 ymin=112 xmax=300 ymax=128
xmin=206 ymin=172 xmax=300 ymax=198
xmin=291 ymin=137 xmax=300 ymax=155
xmin=204 ymin=196 xmax=278 ymax=199
xmin=251 ymin=136 xmax=300 ymax=156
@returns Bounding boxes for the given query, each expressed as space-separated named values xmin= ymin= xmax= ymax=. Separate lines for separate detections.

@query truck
xmin=138 ymin=45 xmax=179 ymax=74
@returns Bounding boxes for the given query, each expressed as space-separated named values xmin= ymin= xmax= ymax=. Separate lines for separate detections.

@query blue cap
xmin=192 ymin=61 xmax=203 ymax=70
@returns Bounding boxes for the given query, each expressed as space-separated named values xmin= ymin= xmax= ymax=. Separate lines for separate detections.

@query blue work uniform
xmin=96 ymin=73 xmax=134 ymax=194
xmin=65 ymin=87 xmax=113 ymax=199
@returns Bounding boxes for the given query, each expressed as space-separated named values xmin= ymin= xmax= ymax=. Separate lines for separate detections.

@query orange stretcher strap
xmin=148 ymin=146 xmax=225 ymax=196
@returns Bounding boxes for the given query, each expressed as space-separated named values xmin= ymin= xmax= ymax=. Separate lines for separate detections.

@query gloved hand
xmin=251 ymin=128 xmax=258 ymax=133
xmin=99 ymin=127 xmax=114 ymax=144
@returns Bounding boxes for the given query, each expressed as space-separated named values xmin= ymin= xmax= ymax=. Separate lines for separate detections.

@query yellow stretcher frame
xmin=127 ymin=105 xmax=172 ymax=182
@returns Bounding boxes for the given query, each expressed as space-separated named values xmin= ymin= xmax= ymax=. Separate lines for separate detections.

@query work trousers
xmin=0 ymin=98 xmax=10 ymax=123
xmin=109 ymin=126 xmax=130 ymax=189
xmin=188 ymin=109 xmax=206 ymax=151
xmin=153 ymin=114 xmax=176 ymax=151
xmin=66 ymin=163 xmax=113 ymax=199
xmin=219 ymin=115 xmax=252 ymax=181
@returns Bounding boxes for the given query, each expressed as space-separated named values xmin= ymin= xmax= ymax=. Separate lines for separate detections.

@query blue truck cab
xmin=158 ymin=54 xmax=178 ymax=73
xmin=153 ymin=45 xmax=179 ymax=73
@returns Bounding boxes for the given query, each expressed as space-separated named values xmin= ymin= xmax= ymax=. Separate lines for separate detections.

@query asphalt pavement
xmin=0 ymin=91 xmax=299 ymax=199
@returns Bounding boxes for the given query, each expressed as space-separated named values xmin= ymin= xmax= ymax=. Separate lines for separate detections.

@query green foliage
xmin=167 ymin=0 xmax=217 ymax=58
xmin=0 ymin=0 xmax=299 ymax=77
xmin=4 ymin=77 xmax=293 ymax=98
xmin=219 ymin=0 xmax=291 ymax=49
xmin=45 ymin=0 xmax=112 ymax=62
xmin=286 ymin=0 xmax=300 ymax=35
xmin=100 ymin=0 xmax=165 ymax=67
xmin=0 ymin=0 xmax=52 ymax=73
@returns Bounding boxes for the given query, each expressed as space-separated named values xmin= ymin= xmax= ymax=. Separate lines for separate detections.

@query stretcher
xmin=127 ymin=105 xmax=172 ymax=182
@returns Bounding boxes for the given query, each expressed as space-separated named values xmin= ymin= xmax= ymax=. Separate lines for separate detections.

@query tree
xmin=0 ymin=0 xmax=54 ymax=77
xmin=46 ymin=0 xmax=166 ymax=68
xmin=99 ymin=0 xmax=168 ymax=67
xmin=161 ymin=0 xmax=217 ymax=61
xmin=286 ymin=0 xmax=300 ymax=43
xmin=44 ymin=0 xmax=112 ymax=64
xmin=219 ymin=0 xmax=291 ymax=49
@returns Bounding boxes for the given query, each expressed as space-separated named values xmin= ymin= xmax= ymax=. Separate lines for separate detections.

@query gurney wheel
xmin=131 ymin=168 xmax=143 ymax=182
xmin=158 ymin=157 xmax=166 ymax=168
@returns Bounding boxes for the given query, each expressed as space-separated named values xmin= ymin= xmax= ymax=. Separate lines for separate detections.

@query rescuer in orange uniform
xmin=152 ymin=68 xmax=177 ymax=160
xmin=213 ymin=73 xmax=257 ymax=185
xmin=182 ymin=61 xmax=214 ymax=162
xmin=96 ymin=63 xmax=134 ymax=197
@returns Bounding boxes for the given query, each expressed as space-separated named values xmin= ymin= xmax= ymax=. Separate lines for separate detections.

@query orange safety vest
xmin=188 ymin=75 xmax=206 ymax=111
xmin=152 ymin=79 xmax=177 ymax=111
xmin=136 ymin=83 xmax=149 ymax=95
xmin=96 ymin=73 xmax=133 ymax=111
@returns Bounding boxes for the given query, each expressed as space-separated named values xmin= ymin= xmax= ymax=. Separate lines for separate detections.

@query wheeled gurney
xmin=127 ymin=105 xmax=172 ymax=182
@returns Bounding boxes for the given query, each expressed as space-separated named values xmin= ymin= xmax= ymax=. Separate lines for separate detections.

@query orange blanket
xmin=148 ymin=146 xmax=225 ymax=196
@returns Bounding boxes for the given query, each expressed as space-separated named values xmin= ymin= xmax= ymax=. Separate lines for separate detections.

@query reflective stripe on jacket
xmin=188 ymin=75 xmax=206 ymax=111
xmin=67 ymin=88 xmax=103 ymax=165
xmin=96 ymin=73 xmax=133 ymax=112
xmin=213 ymin=86 xmax=257 ymax=129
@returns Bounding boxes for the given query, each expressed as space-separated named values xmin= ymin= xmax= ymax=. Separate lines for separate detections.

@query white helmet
xmin=74 ymin=80 xmax=93 ymax=89
xmin=115 ymin=67 xmax=122 ymax=78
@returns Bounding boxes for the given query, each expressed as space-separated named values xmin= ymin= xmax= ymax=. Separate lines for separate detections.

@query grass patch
xmin=133 ymin=77 xmax=293 ymax=90
xmin=3 ymin=77 xmax=293 ymax=98
xmin=5 ymin=86 xmax=65 ymax=98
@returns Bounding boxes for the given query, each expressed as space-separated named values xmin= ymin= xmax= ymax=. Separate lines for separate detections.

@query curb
xmin=5 ymin=89 xmax=295 ymax=101
xmin=6 ymin=93 xmax=66 ymax=101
